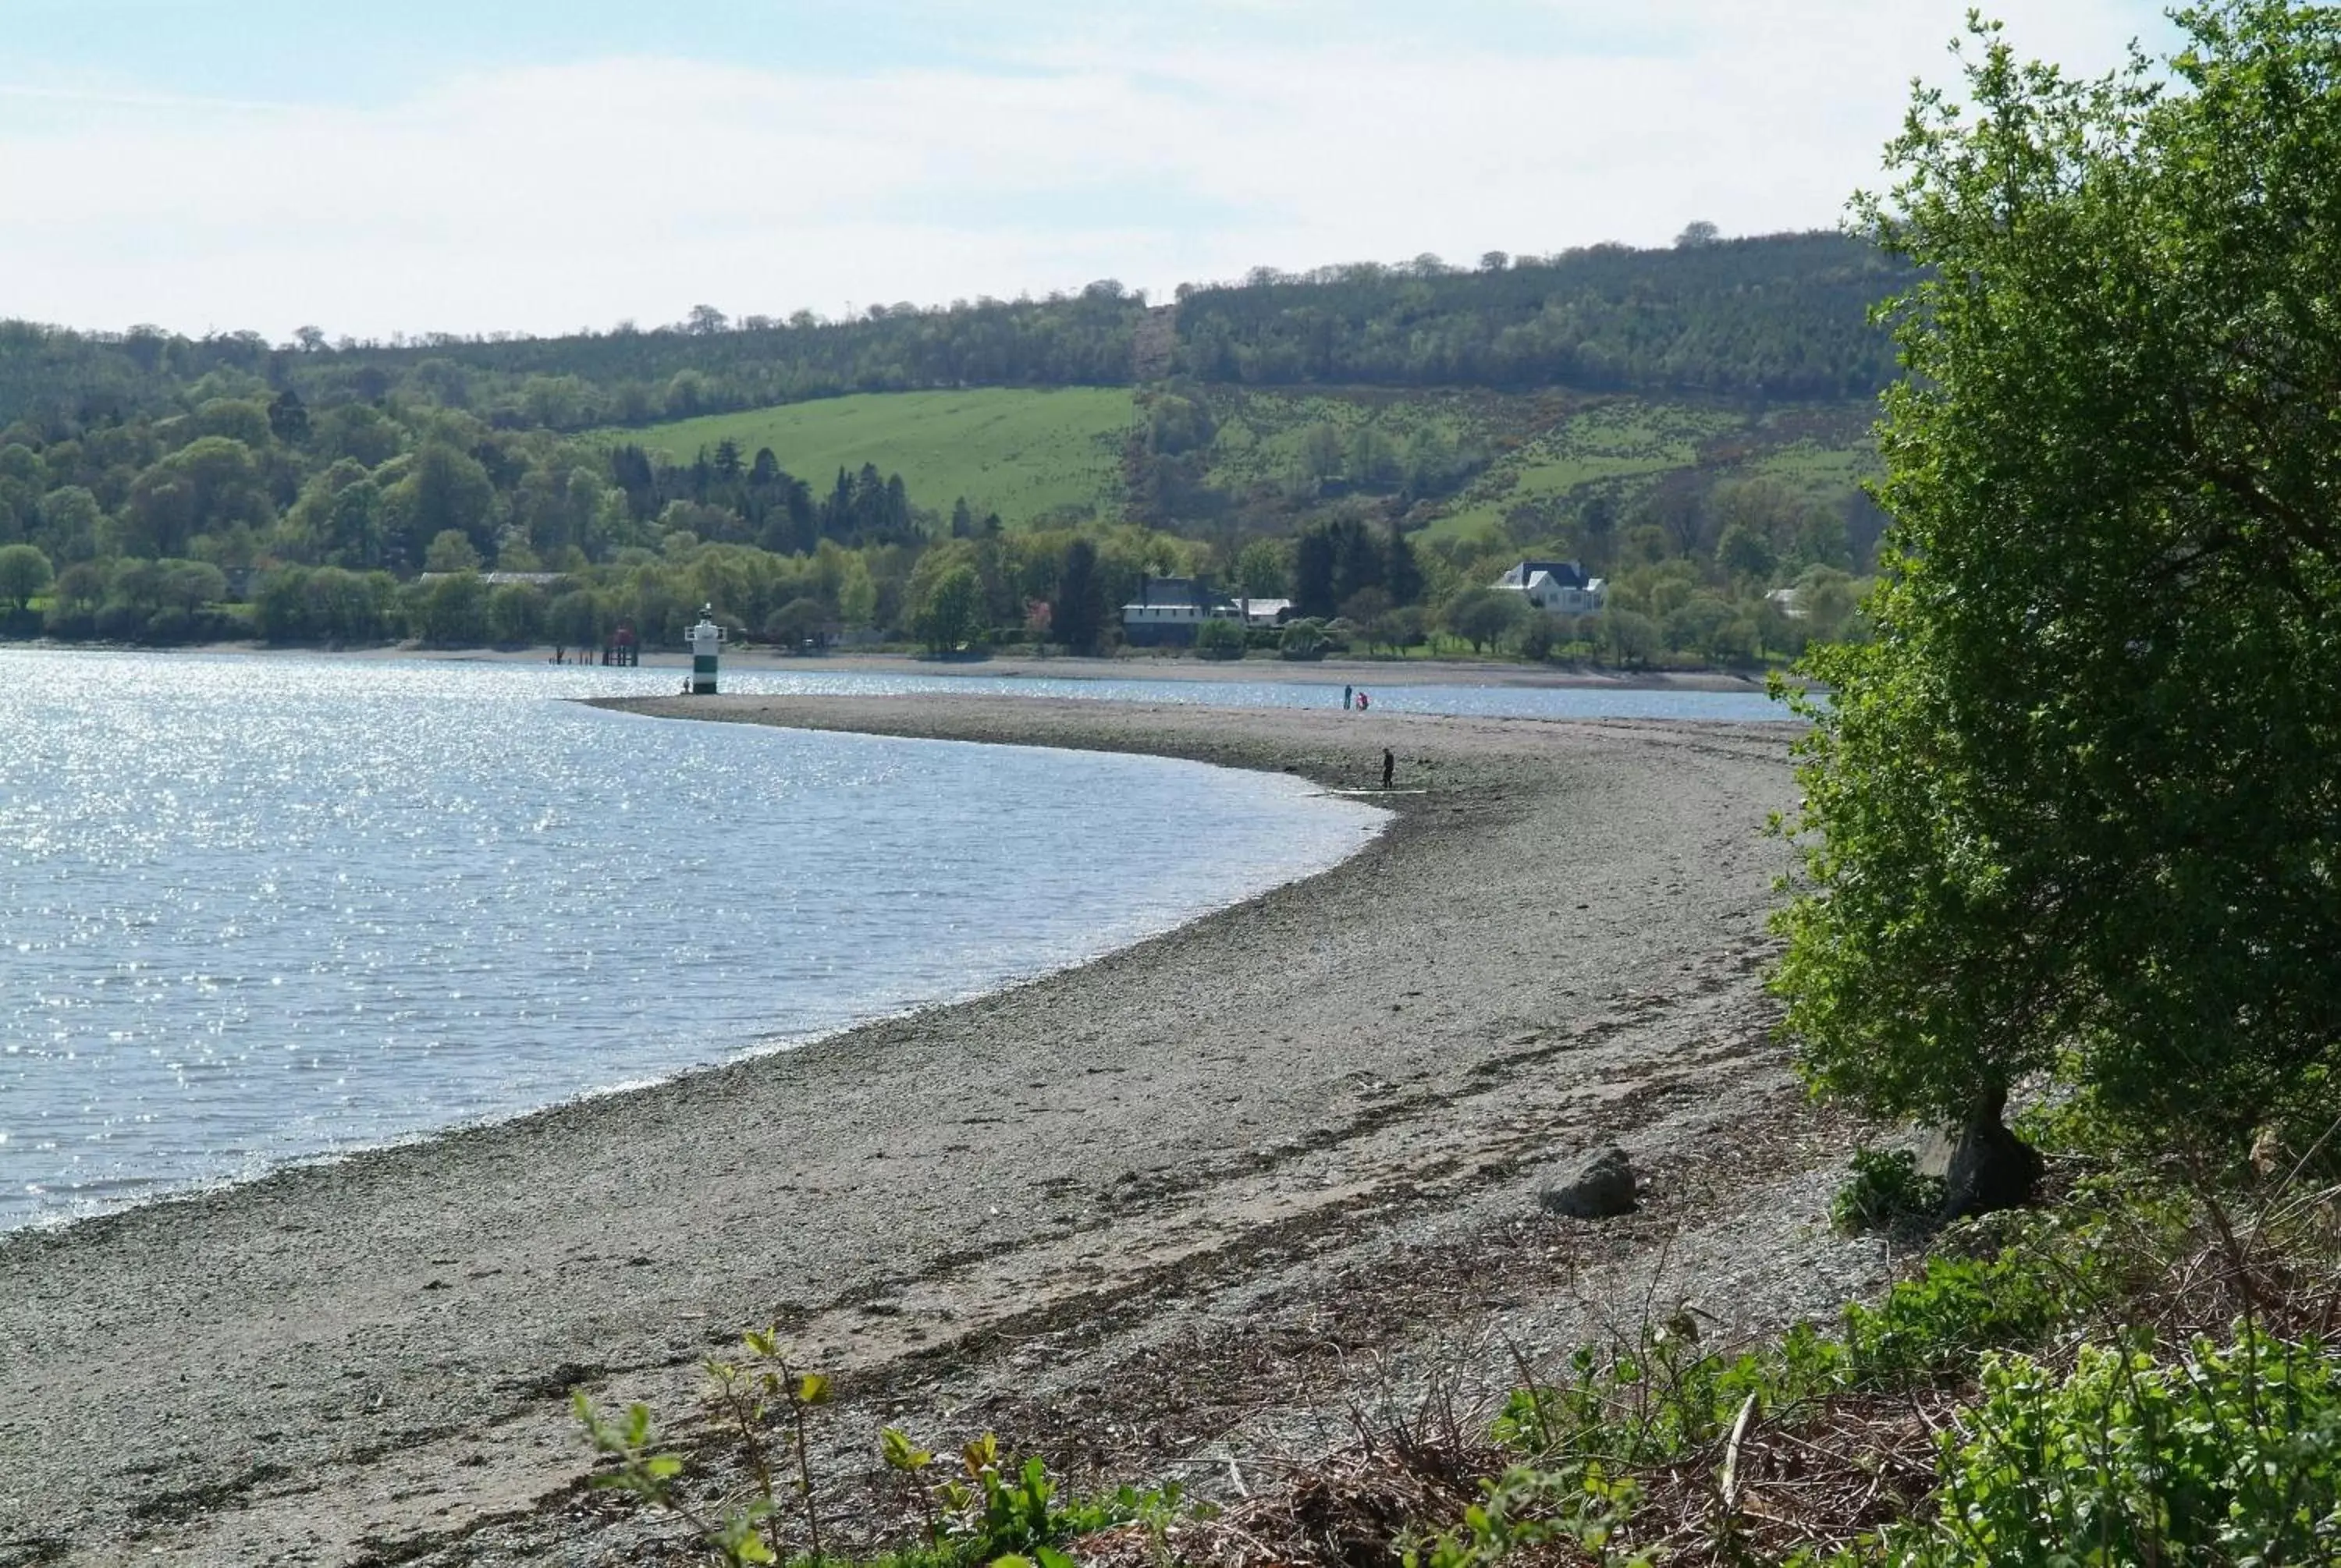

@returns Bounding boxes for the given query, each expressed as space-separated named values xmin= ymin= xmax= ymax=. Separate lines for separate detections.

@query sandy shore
xmin=0 ymin=696 xmax=1875 ymax=1568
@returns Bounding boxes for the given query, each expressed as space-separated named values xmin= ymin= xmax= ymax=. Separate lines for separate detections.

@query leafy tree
xmin=1291 ymin=527 xmax=1337 ymax=619
xmin=837 ymin=559 xmax=878 ymax=628
xmin=1377 ymin=603 xmax=1428 ymax=654
xmin=424 ymin=530 xmax=482 ymax=573
xmin=1384 ymin=523 xmax=1424 ymax=606
xmin=414 ymin=572 xmax=490 ymax=646
xmin=1328 ymin=516 xmax=1384 ymax=605
xmin=1661 ymin=592 xmax=1736 ymax=658
xmin=1773 ymin=3 xmax=2341 ymax=1152
xmin=548 ymin=589 xmax=606 ymax=649
xmin=123 ymin=436 xmax=272 ymax=557
xmin=1714 ymin=523 xmax=1778 ymax=584
xmin=1443 ymin=587 xmax=1526 ymax=653
xmin=305 ymin=567 xmax=396 ymax=644
xmin=1231 ymin=537 xmax=1288 ymax=597
xmin=913 ymin=565 xmax=983 ymax=654
xmin=1796 ymin=566 xmax=1861 ymax=644
xmin=488 ymin=583 xmax=546 ymax=645
xmin=1298 ymin=423 xmax=1344 ymax=481
xmin=1589 ymin=607 xmax=1660 ymax=668
xmin=388 ymin=444 xmax=497 ymax=568
xmin=33 ymin=486 xmax=100 ymax=562
xmin=1340 ymin=586 xmax=1394 ymax=644
xmin=762 ymin=596 xmax=830 ymax=650
xmin=311 ymin=403 xmax=403 ymax=467
xmin=253 ymin=566 xmax=314 ymax=641
xmin=267 ymin=388 xmax=311 ymax=445
xmin=1518 ymin=615 xmax=1556 ymax=662
xmin=1052 ymin=537 xmax=1103 ymax=653
xmin=0 ymin=541 xmax=52 ymax=610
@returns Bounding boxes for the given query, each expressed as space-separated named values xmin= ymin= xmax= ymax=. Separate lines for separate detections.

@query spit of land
xmin=0 ymin=695 xmax=1888 ymax=1567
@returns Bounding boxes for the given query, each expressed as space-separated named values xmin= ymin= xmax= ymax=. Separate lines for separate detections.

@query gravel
xmin=0 ymin=694 xmax=1878 ymax=1567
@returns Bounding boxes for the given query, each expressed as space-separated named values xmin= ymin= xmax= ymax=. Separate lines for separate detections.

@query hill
xmin=1173 ymin=232 xmax=1900 ymax=399
xmin=609 ymin=381 xmax=1881 ymax=547
xmin=0 ymin=232 xmax=1909 ymax=435
xmin=618 ymin=388 xmax=1136 ymax=530
xmin=0 ymin=231 xmax=1899 ymax=666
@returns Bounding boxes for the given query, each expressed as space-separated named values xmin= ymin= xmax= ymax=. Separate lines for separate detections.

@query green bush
xmin=1194 ymin=616 xmax=1245 ymax=658
xmin=1893 ymin=1332 xmax=2341 ymax=1566
xmin=1842 ymin=1252 xmax=2074 ymax=1386
xmin=1831 ymin=1147 xmax=1948 ymax=1236
xmin=1279 ymin=617 xmax=1328 ymax=659
xmin=1517 ymin=615 xmax=1556 ymax=662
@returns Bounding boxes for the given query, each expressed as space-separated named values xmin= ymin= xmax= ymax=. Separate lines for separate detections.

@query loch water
xmin=0 ymin=650 xmax=1387 ymax=1229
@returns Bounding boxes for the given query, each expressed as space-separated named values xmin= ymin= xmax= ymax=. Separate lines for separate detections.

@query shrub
xmin=1280 ymin=618 xmax=1328 ymax=659
xmin=487 ymin=582 xmax=545 ymax=645
xmin=1894 ymin=1332 xmax=2341 ymax=1566
xmin=1516 ymin=615 xmax=1556 ymax=662
xmin=1831 ymin=1147 xmax=1948 ymax=1236
xmin=1194 ymin=616 xmax=1245 ymax=659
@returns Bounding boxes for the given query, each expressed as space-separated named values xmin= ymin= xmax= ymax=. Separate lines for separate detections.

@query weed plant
xmin=574 ymin=1325 xmax=1198 ymax=1568
xmin=574 ymin=1119 xmax=2337 ymax=1566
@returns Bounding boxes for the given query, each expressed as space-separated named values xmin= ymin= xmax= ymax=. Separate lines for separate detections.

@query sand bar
xmin=1 ymin=695 xmax=1844 ymax=1567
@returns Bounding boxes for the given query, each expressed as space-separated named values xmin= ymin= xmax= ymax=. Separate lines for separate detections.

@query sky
xmin=0 ymin=1 xmax=2179 ymax=342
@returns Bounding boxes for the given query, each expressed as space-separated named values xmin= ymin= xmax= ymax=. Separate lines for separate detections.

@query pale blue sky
xmin=0 ymin=2 xmax=2176 ymax=339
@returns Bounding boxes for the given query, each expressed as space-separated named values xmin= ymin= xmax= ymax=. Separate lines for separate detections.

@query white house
xmin=1230 ymin=596 xmax=1295 ymax=629
xmin=1494 ymin=559 xmax=1607 ymax=615
xmin=1121 ymin=575 xmax=1242 ymax=646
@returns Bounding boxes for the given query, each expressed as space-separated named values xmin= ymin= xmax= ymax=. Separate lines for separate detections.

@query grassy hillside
xmin=1181 ymin=385 xmax=1878 ymax=544
xmin=620 ymin=380 xmax=1881 ymax=548
xmin=1423 ymin=398 xmax=1879 ymax=544
xmin=617 ymin=387 xmax=1137 ymax=528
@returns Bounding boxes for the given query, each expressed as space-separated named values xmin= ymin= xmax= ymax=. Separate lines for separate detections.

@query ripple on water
xmin=0 ymin=649 xmax=1385 ymax=1229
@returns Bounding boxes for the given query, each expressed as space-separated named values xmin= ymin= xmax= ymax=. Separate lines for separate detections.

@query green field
xmin=623 ymin=388 xmax=1136 ymax=527
xmin=617 ymin=382 xmax=1874 ymax=545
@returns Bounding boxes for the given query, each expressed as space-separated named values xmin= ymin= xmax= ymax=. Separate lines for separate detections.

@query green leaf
xmin=881 ymin=1426 xmax=934 ymax=1470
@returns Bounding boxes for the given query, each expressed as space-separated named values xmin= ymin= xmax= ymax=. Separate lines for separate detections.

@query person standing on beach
xmin=1343 ymin=683 xmax=1353 ymax=711
xmin=1383 ymin=748 xmax=1395 ymax=790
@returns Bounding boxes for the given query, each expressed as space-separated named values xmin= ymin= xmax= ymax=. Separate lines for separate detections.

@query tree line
xmin=0 ymin=233 xmax=1906 ymax=438
xmin=1170 ymin=233 xmax=1909 ymax=400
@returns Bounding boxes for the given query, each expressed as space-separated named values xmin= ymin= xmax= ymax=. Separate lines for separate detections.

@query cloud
xmin=0 ymin=0 xmax=2171 ymax=339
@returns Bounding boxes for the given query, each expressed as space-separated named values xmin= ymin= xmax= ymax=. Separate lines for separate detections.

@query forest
xmin=0 ymin=232 xmax=1905 ymax=434
xmin=0 ymin=229 xmax=1892 ymax=664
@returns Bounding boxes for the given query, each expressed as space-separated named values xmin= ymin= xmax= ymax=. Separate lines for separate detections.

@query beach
xmin=0 ymin=695 xmax=1881 ymax=1567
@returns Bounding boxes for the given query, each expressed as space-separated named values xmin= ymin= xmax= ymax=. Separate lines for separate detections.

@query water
xmin=712 ymin=665 xmax=1796 ymax=722
xmin=0 ymin=650 xmax=1387 ymax=1231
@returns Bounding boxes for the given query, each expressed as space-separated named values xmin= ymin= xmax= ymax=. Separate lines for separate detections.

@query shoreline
xmin=2 ymin=725 xmax=1385 ymax=1243
xmin=0 ymin=696 xmax=1861 ymax=1568
xmin=4 ymin=636 xmax=1783 ymax=692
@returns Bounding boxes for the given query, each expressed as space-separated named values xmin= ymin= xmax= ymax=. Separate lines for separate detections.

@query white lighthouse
xmin=687 ymin=604 xmax=724 ymax=694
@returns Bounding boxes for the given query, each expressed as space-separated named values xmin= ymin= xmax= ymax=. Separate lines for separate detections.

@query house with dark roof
xmin=1120 ymin=574 xmax=1239 ymax=646
xmin=1494 ymin=559 xmax=1607 ymax=615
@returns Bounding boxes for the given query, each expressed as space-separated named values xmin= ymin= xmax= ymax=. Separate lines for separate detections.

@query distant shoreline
xmin=5 ymin=636 xmax=1785 ymax=692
